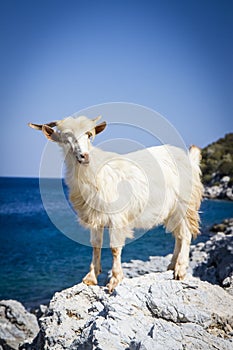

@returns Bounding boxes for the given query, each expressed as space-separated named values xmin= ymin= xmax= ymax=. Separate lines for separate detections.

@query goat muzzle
xmin=77 ymin=153 xmax=90 ymax=165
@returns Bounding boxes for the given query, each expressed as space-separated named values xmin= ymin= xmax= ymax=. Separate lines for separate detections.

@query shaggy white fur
xmin=29 ymin=116 xmax=203 ymax=292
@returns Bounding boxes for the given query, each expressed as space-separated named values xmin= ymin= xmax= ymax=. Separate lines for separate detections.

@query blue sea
xmin=0 ymin=177 xmax=233 ymax=309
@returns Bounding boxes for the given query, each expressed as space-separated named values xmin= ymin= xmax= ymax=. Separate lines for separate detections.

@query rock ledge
xmin=32 ymin=271 xmax=233 ymax=350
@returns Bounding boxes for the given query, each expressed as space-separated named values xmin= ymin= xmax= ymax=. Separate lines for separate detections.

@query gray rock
xmin=35 ymin=272 xmax=233 ymax=350
xmin=190 ymin=220 xmax=233 ymax=294
xmin=226 ymin=187 xmax=233 ymax=200
xmin=204 ymin=177 xmax=233 ymax=200
xmin=210 ymin=218 xmax=233 ymax=234
xmin=204 ymin=185 xmax=222 ymax=199
xmin=0 ymin=300 xmax=39 ymax=350
xmin=121 ymin=255 xmax=171 ymax=278
xmin=221 ymin=176 xmax=230 ymax=184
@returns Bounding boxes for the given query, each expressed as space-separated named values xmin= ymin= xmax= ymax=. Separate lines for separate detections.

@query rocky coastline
xmin=1 ymin=218 xmax=233 ymax=350
xmin=203 ymin=176 xmax=233 ymax=201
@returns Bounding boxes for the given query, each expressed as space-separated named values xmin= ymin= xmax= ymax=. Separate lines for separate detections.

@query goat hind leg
xmin=170 ymin=221 xmax=192 ymax=280
xmin=167 ymin=237 xmax=181 ymax=271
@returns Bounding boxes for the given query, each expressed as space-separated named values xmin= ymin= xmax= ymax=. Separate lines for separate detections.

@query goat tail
xmin=189 ymin=145 xmax=202 ymax=165
xmin=186 ymin=145 xmax=203 ymax=238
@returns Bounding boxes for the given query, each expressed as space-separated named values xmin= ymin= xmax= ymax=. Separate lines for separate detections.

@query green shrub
xmin=201 ymin=133 xmax=233 ymax=185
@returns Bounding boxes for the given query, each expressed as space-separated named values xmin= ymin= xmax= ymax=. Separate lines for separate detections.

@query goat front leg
xmin=83 ymin=228 xmax=103 ymax=286
xmin=107 ymin=247 xmax=124 ymax=293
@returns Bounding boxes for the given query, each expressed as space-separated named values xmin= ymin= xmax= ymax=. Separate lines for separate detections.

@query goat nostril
xmin=81 ymin=153 xmax=89 ymax=161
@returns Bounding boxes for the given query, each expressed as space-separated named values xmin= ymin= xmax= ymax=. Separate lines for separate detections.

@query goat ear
xmin=28 ymin=123 xmax=43 ymax=130
xmin=42 ymin=125 xmax=61 ymax=142
xmin=95 ymin=121 xmax=107 ymax=135
xmin=28 ymin=122 xmax=57 ymax=130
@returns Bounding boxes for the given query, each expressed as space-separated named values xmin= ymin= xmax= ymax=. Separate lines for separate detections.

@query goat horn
xmin=28 ymin=121 xmax=57 ymax=130
xmin=92 ymin=115 xmax=102 ymax=123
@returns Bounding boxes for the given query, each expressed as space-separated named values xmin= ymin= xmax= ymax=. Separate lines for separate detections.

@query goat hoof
xmin=107 ymin=278 xmax=118 ymax=293
xmin=174 ymin=263 xmax=187 ymax=280
xmin=82 ymin=272 xmax=98 ymax=286
xmin=107 ymin=274 xmax=123 ymax=293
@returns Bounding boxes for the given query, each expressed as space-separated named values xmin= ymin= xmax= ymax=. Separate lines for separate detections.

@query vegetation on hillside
xmin=201 ymin=133 xmax=233 ymax=185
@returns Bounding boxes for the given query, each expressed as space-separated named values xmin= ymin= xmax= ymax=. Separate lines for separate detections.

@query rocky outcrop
xmin=204 ymin=176 xmax=233 ymax=200
xmin=0 ymin=300 xmax=39 ymax=350
xmin=2 ymin=219 xmax=233 ymax=350
xmin=33 ymin=272 xmax=233 ymax=350
xmin=189 ymin=218 xmax=233 ymax=295
xmin=30 ymin=218 xmax=233 ymax=349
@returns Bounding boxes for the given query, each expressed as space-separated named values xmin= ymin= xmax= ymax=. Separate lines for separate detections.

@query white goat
xmin=29 ymin=116 xmax=203 ymax=292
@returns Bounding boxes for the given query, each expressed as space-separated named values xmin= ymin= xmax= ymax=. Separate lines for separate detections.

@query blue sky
xmin=0 ymin=0 xmax=232 ymax=177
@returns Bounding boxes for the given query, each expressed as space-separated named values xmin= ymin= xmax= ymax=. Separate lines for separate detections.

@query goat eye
xmin=86 ymin=132 xmax=92 ymax=138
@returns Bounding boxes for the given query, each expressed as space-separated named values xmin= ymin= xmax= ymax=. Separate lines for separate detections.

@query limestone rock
xmin=204 ymin=176 xmax=233 ymax=200
xmin=210 ymin=218 xmax=233 ymax=234
xmin=34 ymin=272 xmax=233 ymax=350
xmin=221 ymin=176 xmax=231 ymax=184
xmin=190 ymin=219 xmax=233 ymax=294
xmin=121 ymin=255 xmax=171 ymax=278
xmin=0 ymin=299 xmax=39 ymax=350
